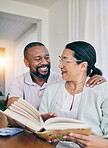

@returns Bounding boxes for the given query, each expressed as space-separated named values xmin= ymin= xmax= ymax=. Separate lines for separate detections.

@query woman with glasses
xmin=39 ymin=41 xmax=108 ymax=148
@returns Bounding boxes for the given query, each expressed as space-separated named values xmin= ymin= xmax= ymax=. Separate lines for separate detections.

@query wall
xmin=49 ymin=0 xmax=69 ymax=73
xmin=14 ymin=25 xmax=37 ymax=77
xmin=0 ymin=0 xmax=49 ymax=45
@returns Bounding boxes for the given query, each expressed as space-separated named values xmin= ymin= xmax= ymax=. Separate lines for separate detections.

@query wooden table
xmin=0 ymin=112 xmax=55 ymax=148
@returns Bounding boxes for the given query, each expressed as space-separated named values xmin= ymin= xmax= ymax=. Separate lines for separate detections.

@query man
xmin=7 ymin=42 xmax=105 ymax=110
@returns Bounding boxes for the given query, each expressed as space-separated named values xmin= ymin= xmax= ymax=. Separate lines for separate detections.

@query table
xmin=0 ymin=113 xmax=55 ymax=148
xmin=0 ymin=130 xmax=55 ymax=148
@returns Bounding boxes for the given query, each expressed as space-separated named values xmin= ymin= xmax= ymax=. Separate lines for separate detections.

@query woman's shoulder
xmin=94 ymin=81 xmax=108 ymax=89
xmin=85 ymin=80 xmax=108 ymax=97
xmin=86 ymin=77 xmax=108 ymax=88
xmin=97 ymin=81 xmax=108 ymax=93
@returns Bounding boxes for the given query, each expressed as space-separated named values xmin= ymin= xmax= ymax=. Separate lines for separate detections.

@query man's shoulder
xmin=13 ymin=72 xmax=30 ymax=83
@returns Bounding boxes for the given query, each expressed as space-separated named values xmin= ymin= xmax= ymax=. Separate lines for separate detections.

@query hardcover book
xmin=3 ymin=98 xmax=91 ymax=140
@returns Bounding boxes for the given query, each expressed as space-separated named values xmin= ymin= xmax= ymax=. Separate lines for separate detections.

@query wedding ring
xmin=98 ymin=78 xmax=101 ymax=81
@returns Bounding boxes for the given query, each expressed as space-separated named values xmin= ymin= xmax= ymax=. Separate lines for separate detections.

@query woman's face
xmin=59 ymin=48 xmax=83 ymax=81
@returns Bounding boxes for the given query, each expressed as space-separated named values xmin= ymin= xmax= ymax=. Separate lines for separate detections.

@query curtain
xmin=68 ymin=0 xmax=108 ymax=79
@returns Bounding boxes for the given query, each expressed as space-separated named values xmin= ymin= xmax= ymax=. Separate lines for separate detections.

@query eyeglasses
xmin=59 ymin=56 xmax=82 ymax=65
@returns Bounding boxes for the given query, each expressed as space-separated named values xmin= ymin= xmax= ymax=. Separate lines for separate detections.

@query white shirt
xmin=9 ymin=71 xmax=63 ymax=109
xmin=54 ymin=87 xmax=82 ymax=119
xmin=54 ymin=87 xmax=82 ymax=148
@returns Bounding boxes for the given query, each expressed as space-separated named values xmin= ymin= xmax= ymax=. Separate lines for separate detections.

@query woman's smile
xmin=61 ymin=70 xmax=67 ymax=75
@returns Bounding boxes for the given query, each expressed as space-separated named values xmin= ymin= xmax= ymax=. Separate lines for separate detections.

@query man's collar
xmin=25 ymin=71 xmax=51 ymax=86
xmin=25 ymin=71 xmax=37 ymax=86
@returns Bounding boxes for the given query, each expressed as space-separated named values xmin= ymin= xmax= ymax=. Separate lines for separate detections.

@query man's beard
xmin=31 ymin=64 xmax=50 ymax=79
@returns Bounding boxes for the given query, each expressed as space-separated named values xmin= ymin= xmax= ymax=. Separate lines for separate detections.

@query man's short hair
xmin=24 ymin=42 xmax=45 ymax=60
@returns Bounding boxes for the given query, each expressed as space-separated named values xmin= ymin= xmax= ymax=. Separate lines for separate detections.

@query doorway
xmin=0 ymin=48 xmax=5 ymax=100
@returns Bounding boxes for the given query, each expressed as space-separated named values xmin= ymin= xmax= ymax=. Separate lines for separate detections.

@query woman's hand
xmin=63 ymin=132 xmax=108 ymax=148
xmin=41 ymin=112 xmax=57 ymax=122
xmin=47 ymin=138 xmax=60 ymax=147
xmin=86 ymin=74 xmax=106 ymax=88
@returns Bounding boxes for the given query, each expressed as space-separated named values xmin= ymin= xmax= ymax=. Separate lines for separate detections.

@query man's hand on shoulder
xmin=86 ymin=74 xmax=106 ymax=88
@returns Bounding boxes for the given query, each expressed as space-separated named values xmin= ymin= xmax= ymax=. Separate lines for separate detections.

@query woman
xmin=39 ymin=41 xmax=108 ymax=148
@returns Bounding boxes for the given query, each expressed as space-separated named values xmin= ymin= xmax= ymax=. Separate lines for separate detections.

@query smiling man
xmin=24 ymin=43 xmax=51 ymax=86
xmin=7 ymin=42 xmax=105 ymax=111
xmin=7 ymin=42 xmax=63 ymax=110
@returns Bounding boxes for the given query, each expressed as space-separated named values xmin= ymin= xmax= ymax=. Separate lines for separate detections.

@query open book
xmin=3 ymin=98 xmax=91 ymax=140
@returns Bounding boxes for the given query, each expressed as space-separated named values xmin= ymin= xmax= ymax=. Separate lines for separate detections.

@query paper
xmin=0 ymin=127 xmax=23 ymax=136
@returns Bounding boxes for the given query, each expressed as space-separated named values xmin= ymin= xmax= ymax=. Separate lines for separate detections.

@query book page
xmin=3 ymin=98 xmax=44 ymax=131
xmin=36 ymin=117 xmax=91 ymax=140
xmin=15 ymin=98 xmax=43 ymax=124
xmin=9 ymin=105 xmax=40 ymax=125
xmin=4 ymin=109 xmax=40 ymax=132
xmin=45 ymin=122 xmax=90 ymax=130
xmin=44 ymin=117 xmax=90 ymax=130
xmin=44 ymin=117 xmax=83 ymax=125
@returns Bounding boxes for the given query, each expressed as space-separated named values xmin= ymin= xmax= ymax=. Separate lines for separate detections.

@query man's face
xmin=24 ymin=46 xmax=51 ymax=79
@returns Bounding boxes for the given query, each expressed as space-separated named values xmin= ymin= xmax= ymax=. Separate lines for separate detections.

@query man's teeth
xmin=41 ymin=67 xmax=47 ymax=69
xmin=39 ymin=67 xmax=48 ymax=71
